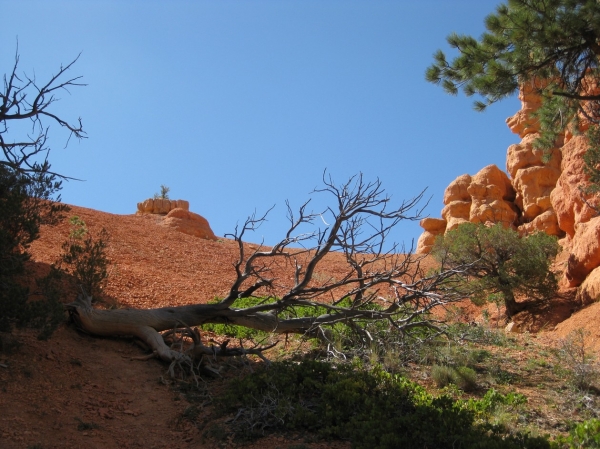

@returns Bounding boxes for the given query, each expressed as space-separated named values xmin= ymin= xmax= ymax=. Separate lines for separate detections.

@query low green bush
xmin=218 ymin=360 xmax=551 ymax=448
xmin=453 ymin=366 xmax=478 ymax=392
xmin=563 ymin=418 xmax=600 ymax=448
xmin=432 ymin=365 xmax=454 ymax=388
xmin=59 ymin=216 xmax=110 ymax=299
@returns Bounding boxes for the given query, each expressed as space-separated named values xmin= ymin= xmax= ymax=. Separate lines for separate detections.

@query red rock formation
xmin=467 ymin=165 xmax=517 ymax=227
xmin=576 ymin=266 xmax=600 ymax=306
xmin=550 ymin=135 xmax=598 ymax=238
xmin=518 ymin=210 xmax=562 ymax=236
xmin=161 ymin=208 xmax=217 ymax=240
xmin=507 ymin=133 xmax=562 ymax=223
xmin=136 ymin=198 xmax=190 ymax=215
xmin=416 ymin=217 xmax=446 ymax=254
xmin=565 ymin=216 xmax=600 ymax=286
xmin=416 ymin=79 xmax=600 ymax=299
xmin=441 ymin=174 xmax=472 ymax=232
xmin=505 ymin=80 xmax=544 ymax=138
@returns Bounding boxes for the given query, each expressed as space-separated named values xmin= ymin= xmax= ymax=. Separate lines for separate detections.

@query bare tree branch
xmin=68 ymin=172 xmax=466 ymax=368
xmin=0 ymin=45 xmax=86 ymax=181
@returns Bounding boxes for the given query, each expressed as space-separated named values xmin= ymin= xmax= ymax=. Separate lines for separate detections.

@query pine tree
xmin=432 ymin=223 xmax=559 ymax=318
xmin=426 ymin=0 xmax=600 ymax=158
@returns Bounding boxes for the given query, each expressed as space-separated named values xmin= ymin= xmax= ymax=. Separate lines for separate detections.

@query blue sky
xmin=1 ymin=1 xmax=520 ymax=249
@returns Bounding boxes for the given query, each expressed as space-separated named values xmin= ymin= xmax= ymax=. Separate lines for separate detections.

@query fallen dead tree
xmin=67 ymin=173 xmax=465 ymax=366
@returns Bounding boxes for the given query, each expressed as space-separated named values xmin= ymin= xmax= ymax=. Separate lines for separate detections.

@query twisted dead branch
xmin=67 ymin=172 xmax=467 ymax=370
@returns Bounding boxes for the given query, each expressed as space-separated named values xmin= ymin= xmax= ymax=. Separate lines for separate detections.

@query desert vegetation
xmin=4 ymin=1 xmax=600 ymax=447
xmin=432 ymin=222 xmax=560 ymax=318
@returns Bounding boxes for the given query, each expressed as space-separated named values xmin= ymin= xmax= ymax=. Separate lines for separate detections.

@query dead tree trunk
xmin=67 ymin=173 xmax=464 ymax=365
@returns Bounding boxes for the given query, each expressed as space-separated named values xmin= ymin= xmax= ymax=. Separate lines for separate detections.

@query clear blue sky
xmin=1 ymin=1 xmax=520 ymax=249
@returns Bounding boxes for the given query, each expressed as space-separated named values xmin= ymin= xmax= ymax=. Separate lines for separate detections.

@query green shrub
xmin=59 ymin=216 xmax=110 ymax=298
xmin=565 ymin=418 xmax=600 ymax=448
xmin=153 ymin=184 xmax=170 ymax=200
xmin=202 ymin=296 xmax=386 ymax=345
xmin=218 ymin=360 xmax=550 ymax=448
xmin=432 ymin=365 xmax=455 ymax=388
xmin=432 ymin=222 xmax=559 ymax=318
xmin=452 ymin=366 xmax=478 ymax=392
xmin=466 ymin=388 xmax=527 ymax=420
xmin=0 ymin=164 xmax=68 ymax=336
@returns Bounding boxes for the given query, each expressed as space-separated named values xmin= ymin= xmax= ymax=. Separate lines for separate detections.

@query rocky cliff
xmin=417 ymin=80 xmax=600 ymax=303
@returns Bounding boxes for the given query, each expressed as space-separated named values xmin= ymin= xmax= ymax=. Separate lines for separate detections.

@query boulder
xmin=137 ymin=199 xmax=155 ymax=214
xmin=506 ymin=133 xmax=561 ymax=178
xmin=550 ymin=135 xmax=598 ymax=238
xmin=420 ymin=217 xmax=447 ymax=233
xmin=576 ymin=266 xmax=600 ymax=306
xmin=467 ymin=165 xmax=517 ymax=226
xmin=443 ymin=174 xmax=472 ymax=204
xmin=440 ymin=174 xmax=473 ymax=232
xmin=512 ymin=165 xmax=561 ymax=221
xmin=416 ymin=218 xmax=447 ymax=254
xmin=416 ymin=231 xmax=437 ymax=255
xmin=506 ymin=134 xmax=561 ymax=221
xmin=505 ymin=322 xmax=521 ymax=333
xmin=517 ymin=210 xmax=562 ymax=237
xmin=441 ymin=201 xmax=471 ymax=232
xmin=565 ymin=216 xmax=600 ymax=287
xmin=161 ymin=208 xmax=217 ymax=240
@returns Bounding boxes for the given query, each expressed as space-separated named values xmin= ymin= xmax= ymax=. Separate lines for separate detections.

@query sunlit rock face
xmin=550 ymin=135 xmax=598 ymax=240
xmin=136 ymin=199 xmax=217 ymax=241
xmin=441 ymin=174 xmax=472 ymax=233
xmin=136 ymin=198 xmax=190 ymax=215
xmin=416 ymin=80 xmax=600 ymax=293
xmin=467 ymin=164 xmax=517 ymax=227
xmin=161 ymin=208 xmax=217 ymax=241
xmin=507 ymin=133 xmax=561 ymax=224
xmin=416 ymin=217 xmax=446 ymax=254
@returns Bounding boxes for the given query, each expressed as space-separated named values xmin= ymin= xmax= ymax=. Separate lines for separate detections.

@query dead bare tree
xmin=67 ymin=172 xmax=465 ymax=367
xmin=1 ymin=45 xmax=86 ymax=180
xmin=0 ymin=48 xmax=86 ymax=336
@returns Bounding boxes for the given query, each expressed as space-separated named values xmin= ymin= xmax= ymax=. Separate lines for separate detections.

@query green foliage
xmin=59 ymin=216 xmax=110 ymax=298
xmin=426 ymin=0 xmax=600 ymax=143
xmin=218 ymin=360 xmax=550 ymax=448
xmin=202 ymin=297 xmax=278 ymax=339
xmin=153 ymin=184 xmax=170 ymax=200
xmin=431 ymin=364 xmax=478 ymax=391
xmin=432 ymin=365 xmax=455 ymax=388
xmin=202 ymin=296 xmax=388 ymax=346
xmin=0 ymin=164 xmax=68 ymax=335
xmin=432 ymin=222 xmax=559 ymax=317
xmin=564 ymin=419 xmax=600 ymax=448
xmin=467 ymin=388 xmax=527 ymax=416
xmin=453 ymin=366 xmax=478 ymax=392
xmin=446 ymin=321 xmax=510 ymax=346
xmin=427 ymin=0 xmax=600 ymax=197
xmin=583 ymin=125 xmax=600 ymax=197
